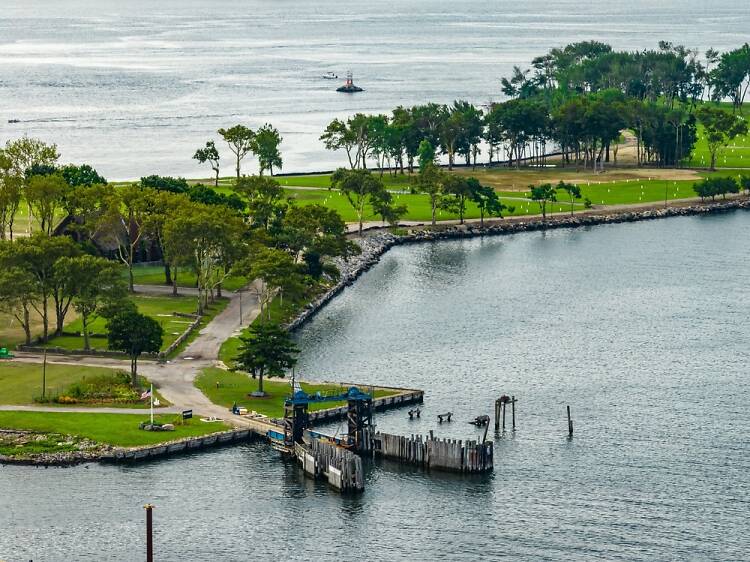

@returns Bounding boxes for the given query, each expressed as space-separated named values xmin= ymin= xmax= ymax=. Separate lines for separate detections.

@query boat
xmin=323 ymin=71 xmax=338 ymax=80
xmin=336 ymin=71 xmax=363 ymax=93
xmin=7 ymin=119 xmax=19 ymax=124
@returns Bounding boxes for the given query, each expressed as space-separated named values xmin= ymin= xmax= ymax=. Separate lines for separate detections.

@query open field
xmin=0 ymin=411 xmax=228 ymax=447
xmin=0 ymin=362 xmax=167 ymax=407
xmin=195 ymin=367 xmax=398 ymax=418
xmin=686 ymin=123 xmax=750 ymax=169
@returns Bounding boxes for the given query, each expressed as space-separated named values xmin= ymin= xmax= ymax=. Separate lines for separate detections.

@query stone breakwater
xmin=285 ymin=199 xmax=750 ymax=332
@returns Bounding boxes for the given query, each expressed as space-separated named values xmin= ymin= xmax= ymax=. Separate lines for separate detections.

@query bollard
xmin=511 ymin=395 xmax=516 ymax=430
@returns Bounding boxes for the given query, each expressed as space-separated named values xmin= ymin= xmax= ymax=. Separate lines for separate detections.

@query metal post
xmin=144 ymin=503 xmax=154 ymax=562
xmin=511 ymin=395 xmax=516 ymax=430
xmin=42 ymin=349 xmax=47 ymax=401
xmin=239 ymin=290 xmax=243 ymax=325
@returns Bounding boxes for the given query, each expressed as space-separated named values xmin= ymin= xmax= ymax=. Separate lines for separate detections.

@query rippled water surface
xmin=1 ymin=0 xmax=750 ymax=178
xmin=2 ymin=212 xmax=750 ymax=560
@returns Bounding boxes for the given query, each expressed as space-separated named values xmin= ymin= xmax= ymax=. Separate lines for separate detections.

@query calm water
xmin=1 ymin=1 xmax=750 ymax=179
xmin=2 ymin=211 xmax=750 ymax=560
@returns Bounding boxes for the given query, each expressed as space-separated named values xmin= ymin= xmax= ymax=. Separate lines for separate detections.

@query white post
xmin=150 ymin=384 xmax=154 ymax=425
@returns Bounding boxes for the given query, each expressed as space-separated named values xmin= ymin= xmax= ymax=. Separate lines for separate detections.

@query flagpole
xmin=150 ymin=384 xmax=154 ymax=425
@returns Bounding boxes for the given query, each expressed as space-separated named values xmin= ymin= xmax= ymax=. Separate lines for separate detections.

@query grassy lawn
xmin=130 ymin=265 xmax=248 ymax=292
xmin=686 ymin=123 xmax=750 ymax=169
xmin=195 ymin=367 xmax=397 ymax=418
xmin=45 ymin=294 xmax=206 ymax=352
xmin=0 ymin=411 xmax=229 ymax=447
xmin=0 ymin=362 xmax=167 ymax=408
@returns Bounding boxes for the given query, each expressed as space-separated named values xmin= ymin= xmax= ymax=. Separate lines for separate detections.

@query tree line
xmin=320 ymin=41 xmax=750 ymax=174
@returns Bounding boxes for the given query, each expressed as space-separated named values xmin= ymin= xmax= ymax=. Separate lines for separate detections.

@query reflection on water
xmin=2 ymin=213 xmax=750 ymax=560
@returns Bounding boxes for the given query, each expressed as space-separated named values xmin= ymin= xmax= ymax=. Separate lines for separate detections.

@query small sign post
xmin=182 ymin=409 xmax=193 ymax=420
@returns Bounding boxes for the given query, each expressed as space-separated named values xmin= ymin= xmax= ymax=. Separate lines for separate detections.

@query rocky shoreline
xmin=286 ymin=199 xmax=750 ymax=332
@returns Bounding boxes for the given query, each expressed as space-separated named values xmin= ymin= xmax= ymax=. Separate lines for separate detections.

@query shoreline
xmin=286 ymin=198 xmax=750 ymax=332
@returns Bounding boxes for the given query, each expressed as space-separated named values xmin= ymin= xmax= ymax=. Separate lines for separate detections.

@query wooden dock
xmin=306 ymin=387 xmax=423 ymax=424
xmin=295 ymin=437 xmax=365 ymax=492
xmin=374 ymin=432 xmax=493 ymax=473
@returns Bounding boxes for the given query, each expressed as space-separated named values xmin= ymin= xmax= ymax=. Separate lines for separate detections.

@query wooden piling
xmin=567 ymin=405 xmax=573 ymax=436
xmin=502 ymin=401 xmax=506 ymax=430
xmin=511 ymin=395 xmax=516 ymax=430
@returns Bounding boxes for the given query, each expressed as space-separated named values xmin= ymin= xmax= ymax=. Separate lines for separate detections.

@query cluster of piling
xmin=374 ymin=432 xmax=493 ymax=473
xmin=295 ymin=438 xmax=365 ymax=492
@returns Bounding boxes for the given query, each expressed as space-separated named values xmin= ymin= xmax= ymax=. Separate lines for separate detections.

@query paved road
xmin=132 ymin=284 xmax=199 ymax=296
xmin=8 ymin=281 xmax=264 ymax=426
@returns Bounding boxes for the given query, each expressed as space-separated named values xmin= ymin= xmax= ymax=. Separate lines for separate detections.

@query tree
xmin=558 ymin=181 xmax=582 ymax=216
xmin=254 ymin=124 xmax=283 ymax=175
xmin=0 ymin=234 xmax=80 ymax=341
xmin=140 ymin=175 xmax=189 ymax=193
xmin=281 ymin=204 xmax=358 ymax=275
xmin=193 ymin=141 xmax=221 ymax=187
xmin=98 ymin=185 xmax=148 ymax=292
xmin=320 ymin=118 xmax=357 ymax=169
xmin=692 ymin=177 xmax=738 ymax=201
xmin=235 ymin=323 xmax=299 ymax=396
xmin=107 ymin=311 xmax=163 ymax=386
xmin=529 ymin=183 xmax=558 ymax=220
xmin=235 ymin=175 xmax=287 ymax=230
xmin=55 ymin=255 xmax=127 ymax=350
xmin=441 ymin=175 xmax=471 ymax=224
xmin=218 ymin=125 xmax=256 ymax=179
xmin=331 ymin=168 xmax=389 ymax=236
xmin=240 ymin=246 xmax=304 ymax=319
xmin=4 ymin=137 xmax=59 ymax=235
xmin=371 ymin=189 xmax=408 ymax=226
xmin=695 ymin=106 xmax=749 ymax=170
xmin=0 ymin=267 xmax=38 ymax=345
xmin=26 ymin=173 xmax=69 ymax=235
xmin=163 ymin=204 xmax=245 ymax=313
xmin=711 ymin=44 xmax=750 ymax=113
xmin=468 ymin=179 xmax=506 ymax=227
xmin=60 ymin=164 xmax=107 ymax=187
xmin=413 ymin=163 xmax=444 ymax=226
xmin=0 ymin=151 xmax=23 ymax=240
xmin=417 ymin=140 xmax=436 ymax=173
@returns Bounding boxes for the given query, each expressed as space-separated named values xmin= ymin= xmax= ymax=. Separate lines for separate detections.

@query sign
xmin=182 ymin=409 xmax=193 ymax=420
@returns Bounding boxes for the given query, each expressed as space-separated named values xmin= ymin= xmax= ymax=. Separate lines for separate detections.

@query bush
xmin=47 ymin=371 xmax=144 ymax=405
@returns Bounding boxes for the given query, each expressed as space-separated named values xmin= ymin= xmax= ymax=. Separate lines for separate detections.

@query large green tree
xmin=55 ymin=255 xmax=127 ymax=350
xmin=107 ymin=310 xmax=163 ymax=385
xmin=235 ymin=323 xmax=299 ymax=396
xmin=529 ymin=183 xmax=558 ymax=220
xmin=218 ymin=125 xmax=256 ymax=179
xmin=468 ymin=179 xmax=506 ymax=227
xmin=695 ymin=106 xmax=749 ymax=170
xmin=331 ymin=168 xmax=390 ymax=236
xmin=254 ymin=124 xmax=283 ymax=176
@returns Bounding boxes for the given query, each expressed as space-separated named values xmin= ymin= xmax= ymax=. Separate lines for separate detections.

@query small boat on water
xmin=7 ymin=119 xmax=19 ymax=123
xmin=336 ymin=71 xmax=363 ymax=93
xmin=323 ymin=71 xmax=338 ymax=79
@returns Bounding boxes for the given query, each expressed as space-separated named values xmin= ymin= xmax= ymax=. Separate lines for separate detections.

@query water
xmin=2 ymin=211 xmax=750 ymax=560
xmin=1 ymin=0 xmax=749 ymax=179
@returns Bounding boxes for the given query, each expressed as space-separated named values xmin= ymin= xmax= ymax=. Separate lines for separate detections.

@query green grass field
xmin=686 ymin=123 xmax=750 ymax=169
xmin=195 ymin=367 xmax=397 ymax=418
xmin=130 ymin=265 xmax=248 ymax=292
xmin=0 ymin=362 xmax=169 ymax=408
xmin=0 ymin=411 xmax=229 ymax=447
xmin=44 ymin=294 xmax=219 ymax=352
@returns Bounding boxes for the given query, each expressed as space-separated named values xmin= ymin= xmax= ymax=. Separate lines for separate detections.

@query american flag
xmin=140 ymin=389 xmax=151 ymax=400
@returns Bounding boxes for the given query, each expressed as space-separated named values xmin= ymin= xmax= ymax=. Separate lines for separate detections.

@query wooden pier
xmin=294 ymin=437 xmax=365 ymax=492
xmin=306 ymin=387 xmax=423 ymax=424
xmin=374 ymin=432 xmax=493 ymax=473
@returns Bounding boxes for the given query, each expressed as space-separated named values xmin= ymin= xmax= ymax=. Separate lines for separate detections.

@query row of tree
xmin=194 ymin=123 xmax=283 ymax=184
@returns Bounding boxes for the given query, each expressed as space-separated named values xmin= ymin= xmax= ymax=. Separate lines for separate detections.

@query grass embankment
xmin=0 ymin=411 xmax=228 ymax=448
xmin=195 ymin=367 xmax=397 ymax=418
xmin=0 ymin=362 xmax=168 ymax=408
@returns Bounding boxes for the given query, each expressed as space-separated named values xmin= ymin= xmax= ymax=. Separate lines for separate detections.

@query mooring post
xmin=494 ymin=399 xmax=500 ymax=431
xmin=511 ymin=395 xmax=516 ymax=430
xmin=502 ymin=401 xmax=506 ymax=431
xmin=567 ymin=405 xmax=573 ymax=436
xmin=144 ymin=503 xmax=154 ymax=562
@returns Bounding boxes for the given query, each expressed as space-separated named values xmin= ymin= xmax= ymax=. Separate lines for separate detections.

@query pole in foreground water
xmin=144 ymin=503 xmax=154 ymax=562
xmin=567 ymin=405 xmax=573 ymax=436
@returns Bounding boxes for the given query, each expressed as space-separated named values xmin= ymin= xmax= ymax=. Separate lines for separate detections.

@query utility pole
xmin=42 ymin=349 xmax=47 ymax=401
